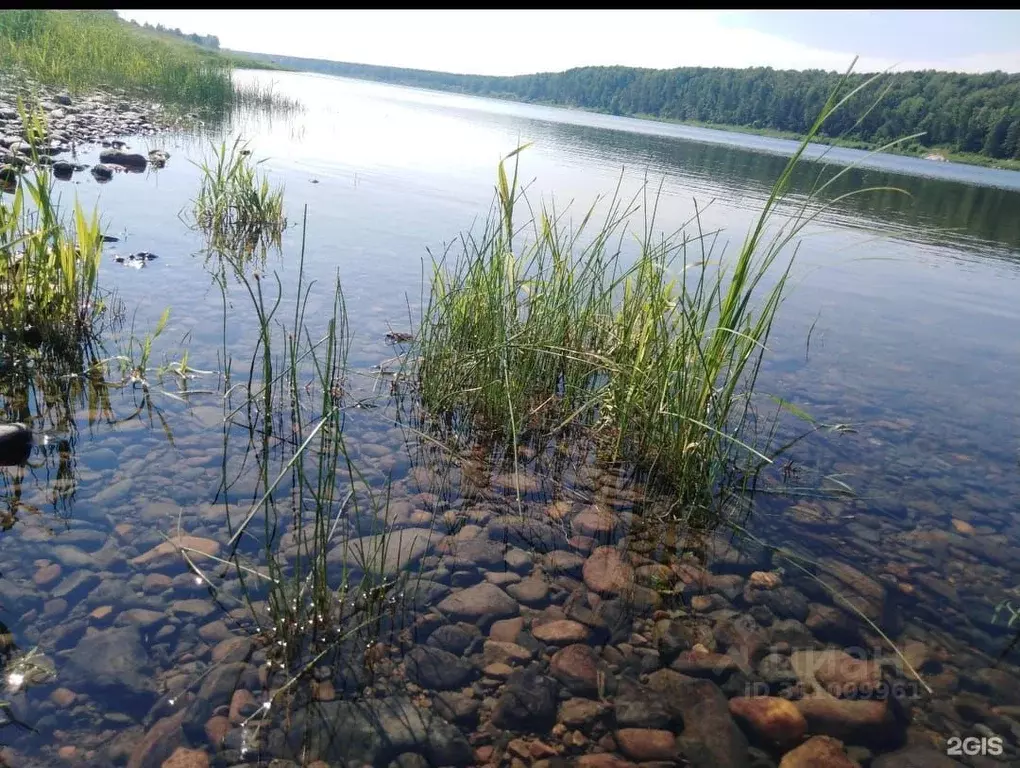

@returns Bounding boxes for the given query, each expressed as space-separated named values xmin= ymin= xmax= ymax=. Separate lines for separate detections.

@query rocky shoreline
xmin=0 ymin=75 xmax=185 ymax=187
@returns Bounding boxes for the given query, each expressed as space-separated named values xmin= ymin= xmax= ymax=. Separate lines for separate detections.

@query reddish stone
xmin=614 ymin=728 xmax=677 ymax=761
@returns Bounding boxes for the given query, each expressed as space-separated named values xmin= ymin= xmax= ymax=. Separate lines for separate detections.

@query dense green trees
xmin=241 ymin=52 xmax=1020 ymax=161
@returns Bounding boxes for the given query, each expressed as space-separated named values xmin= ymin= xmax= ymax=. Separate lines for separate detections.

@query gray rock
xmin=273 ymin=696 xmax=472 ymax=766
xmin=405 ymin=646 xmax=473 ymax=690
xmin=98 ymin=149 xmax=146 ymax=169
xmin=51 ymin=570 xmax=100 ymax=599
xmin=327 ymin=528 xmax=434 ymax=578
xmin=426 ymin=623 xmax=479 ymax=655
xmin=491 ymin=666 xmax=558 ymax=731
xmin=432 ymin=690 xmax=480 ymax=727
xmin=66 ymin=626 xmax=154 ymax=701
xmin=614 ymin=678 xmax=673 ymax=728
xmin=91 ymin=163 xmax=113 ymax=181
xmin=436 ymin=582 xmax=518 ymax=624
xmin=647 ymin=670 xmax=749 ymax=768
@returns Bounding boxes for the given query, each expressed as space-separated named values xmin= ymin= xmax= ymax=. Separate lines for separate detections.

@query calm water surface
xmin=1 ymin=69 xmax=1019 ymax=766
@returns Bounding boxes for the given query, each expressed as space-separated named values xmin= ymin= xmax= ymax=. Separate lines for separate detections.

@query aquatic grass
xmin=192 ymin=208 xmax=431 ymax=732
xmin=189 ymin=137 xmax=286 ymax=255
xmin=0 ymin=110 xmax=106 ymax=353
xmin=412 ymin=61 xmax=899 ymax=514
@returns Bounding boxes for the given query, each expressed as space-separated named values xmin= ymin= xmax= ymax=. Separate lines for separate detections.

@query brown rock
xmin=794 ymin=698 xmax=900 ymax=746
xmin=436 ymin=582 xmax=519 ymax=622
xmin=210 ymin=636 xmax=252 ymax=664
xmin=313 ymin=680 xmax=335 ymax=701
xmin=817 ymin=561 xmax=886 ymax=622
xmin=749 ymin=571 xmax=782 ymax=589
xmin=131 ymin=535 xmax=221 ymax=566
xmin=507 ymin=576 xmax=549 ymax=605
xmin=484 ymin=662 xmax=513 ymax=679
xmin=57 ymin=746 xmax=77 ymax=760
xmin=228 ymin=689 xmax=255 ymax=724
xmin=532 ymin=619 xmax=589 ymax=645
xmin=550 ymin=644 xmax=601 ymax=696
xmin=575 ymin=756 xmax=637 ymax=768
xmin=583 ymin=546 xmax=634 ymax=595
xmin=572 ymin=505 xmax=618 ymax=537
xmin=483 ymin=640 xmax=532 ymax=666
xmin=812 ymin=650 xmax=883 ymax=698
xmin=543 ymin=550 xmax=585 ymax=575
xmin=690 ymin=595 xmax=716 ymax=612
xmin=529 ymin=740 xmax=558 ymax=758
xmin=127 ymin=710 xmax=185 ymax=768
xmin=489 ymin=616 xmax=524 ymax=642
xmin=143 ymin=573 xmax=173 ymax=593
xmin=729 ymin=696 xmax=807 ymax=749
xmin=203 ymin=715 xmax=230 ymax=747
xmin=779 ymin=735 xmax=860 ymax=767
xmin=558 ymin=697 xmax=607 ymax=728
xmin=951 ymin=519 xmax=975 ymax=535
xmin=161 ymin=747 xmax=210 ymax=768
xmin=615 ymin=728 xmax=677 ymax=761
xmin=33 ymin=563 xmax=62 ymax=588
xmin=474 ymin=745 xmax=495 ymax=763
xmin=50 ymin=688 xmax=77 ymax=708
xmin=90 ymin=605 xmax=114 ymax=621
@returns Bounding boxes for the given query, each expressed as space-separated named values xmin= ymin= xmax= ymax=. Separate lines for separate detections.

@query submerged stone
xmin=272 ymin=696 xmax=472 ymax=766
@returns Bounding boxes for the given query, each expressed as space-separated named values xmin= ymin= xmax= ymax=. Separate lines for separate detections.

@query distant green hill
xmin=233 ymin=50 xmax=1020 ymax=163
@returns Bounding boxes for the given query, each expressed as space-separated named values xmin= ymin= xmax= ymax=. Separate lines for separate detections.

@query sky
xmin=116 ymin=10 xmax=1020 ymax=76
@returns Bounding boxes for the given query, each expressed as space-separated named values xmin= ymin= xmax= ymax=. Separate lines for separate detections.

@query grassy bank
xmin=0 ymin=10 xmax=279 ymax=111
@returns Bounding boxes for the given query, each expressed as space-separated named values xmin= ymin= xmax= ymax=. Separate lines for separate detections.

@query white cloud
xmin=116 ymin=10 xmax=1019 ymax=75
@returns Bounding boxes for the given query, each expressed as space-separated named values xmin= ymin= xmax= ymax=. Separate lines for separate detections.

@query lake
xmin=1 ymin=68 xmax=1019 ymax=766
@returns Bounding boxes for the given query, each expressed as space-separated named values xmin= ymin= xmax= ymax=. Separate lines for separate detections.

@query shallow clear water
xmin=1 ymin=69 xmax=1020 ymax=766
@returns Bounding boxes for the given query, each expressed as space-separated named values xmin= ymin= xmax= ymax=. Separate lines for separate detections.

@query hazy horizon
xmin=116 ymin=10 xmax=1020 ymax=76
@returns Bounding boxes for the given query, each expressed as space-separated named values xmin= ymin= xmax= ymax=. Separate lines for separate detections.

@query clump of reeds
xmin=0 ymin=107 xmax=106 ymax=352
xmin=412 ymin=64 xmax=895 ymax=514
xmin=189 ymin=137 xmax=286 ymax=254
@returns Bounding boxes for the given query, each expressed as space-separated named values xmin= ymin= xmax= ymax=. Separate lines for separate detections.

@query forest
xmin=238 ymin=51 xmax=1020 ymax=161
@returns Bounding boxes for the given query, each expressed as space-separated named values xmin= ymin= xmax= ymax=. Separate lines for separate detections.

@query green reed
xmin=189 ymin=137 xmax=286 ymax=255
xmin=0 ymin=107 xmax=106 ymax=352
xmin=413 ymin=62 xmax=904 ymax=514
xmin=194 ymin=208 xmax=425 ymax=726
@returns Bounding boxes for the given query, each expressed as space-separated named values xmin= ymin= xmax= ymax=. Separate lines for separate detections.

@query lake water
xmin=1 ymin=68 xmax=1020 ymax=766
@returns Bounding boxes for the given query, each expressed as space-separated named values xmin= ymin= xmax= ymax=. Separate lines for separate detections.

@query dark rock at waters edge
xmin=0 ymin=423 xmax=32 ymax=466
xmin=91 ymin=163 xmax=113 ymax=182
xmin=270 ymin=696 xmax=473 ymax=766
xmin=99 ymin=148 xmax=147 ymax=170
